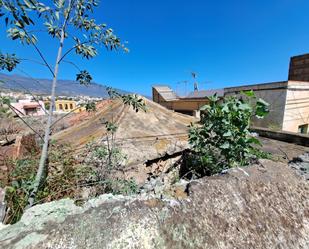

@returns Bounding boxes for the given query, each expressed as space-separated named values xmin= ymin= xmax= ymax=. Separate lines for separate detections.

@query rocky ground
xmin=0 ymin=159 xmax=308 ymax=249
xmin=289 ymin=153 xmax=309 ymax=180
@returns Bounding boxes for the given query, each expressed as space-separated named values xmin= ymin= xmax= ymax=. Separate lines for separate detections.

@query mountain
xmin=0 ymin=73 xmax=129 ymax=97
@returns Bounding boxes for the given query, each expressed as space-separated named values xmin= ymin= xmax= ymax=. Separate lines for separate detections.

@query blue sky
xmin=1 ymin=0 xmax=309 ymax=96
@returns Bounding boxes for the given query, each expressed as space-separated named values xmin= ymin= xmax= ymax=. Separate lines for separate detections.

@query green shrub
xmin=105 ymin=179 xmax=139 ymax=195
xmin=4 ymin=158 xmax=37 ymax=224
xmin=188 ymin=91 xmax=269 ymax=176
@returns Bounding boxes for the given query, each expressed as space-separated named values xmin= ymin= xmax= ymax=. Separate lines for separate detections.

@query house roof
xmin=153 ymin=85 xmax=179 ymax=101
xmin=23 ymin=103 xmax=40 ymax=109
xmin=186 ymin=89 xmax=224 ymax=99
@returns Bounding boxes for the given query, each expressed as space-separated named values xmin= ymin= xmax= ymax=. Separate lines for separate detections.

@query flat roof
xmin=224 ymin=81 xmax=288 ymax=93
xmin=152 ymin=85 xmax=178 ymax=101
xmin=186 ymin=89 xmax=224 ymax=99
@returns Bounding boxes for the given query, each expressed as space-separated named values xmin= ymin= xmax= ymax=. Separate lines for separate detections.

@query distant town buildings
xmin=153 ymin=53 xmax=309 ymax=134
xmin=1 ymin=90 xmax=103 ymax=117
xmin=53 ymin=99 xmax=84 ymax=113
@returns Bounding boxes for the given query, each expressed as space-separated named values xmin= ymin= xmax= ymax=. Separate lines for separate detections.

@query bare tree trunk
xmin=27 ymin=27 xmax=66 ymax=208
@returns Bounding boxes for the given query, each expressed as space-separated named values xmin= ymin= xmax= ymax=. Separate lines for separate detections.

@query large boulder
xmin=0 ymin=159 xmax=308 ymax=249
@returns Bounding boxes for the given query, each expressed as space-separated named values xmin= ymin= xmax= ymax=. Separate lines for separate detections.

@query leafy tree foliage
xmin=107 ymin=87 xmax=147 ymax=112
xmin=0 ymin=53 xmax=20 ymax=71
xmin=0 ymin=0 xmax=136 ymax=207
xmin=76 ymin=70 xmax=92 ymax=86
xmin=0 ymin=96 xmax=12 ymax=118
xmin=188 ymin=91 xmax=269 ymax=176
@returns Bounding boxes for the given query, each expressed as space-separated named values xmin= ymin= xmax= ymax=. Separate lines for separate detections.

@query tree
xmin=187 ymin=91 xmax=269 ymax=177
xmin=0 ymin=0 xmax=139 ymax=207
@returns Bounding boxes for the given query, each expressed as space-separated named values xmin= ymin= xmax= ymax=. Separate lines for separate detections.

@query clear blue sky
xmin=1 ymin=0 xmax=309 ymax=96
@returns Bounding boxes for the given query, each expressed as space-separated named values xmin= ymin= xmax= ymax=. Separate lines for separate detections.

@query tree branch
xmin=62 ymin=60 xmax=81 ymax=71
xmin=58 ymin=40 xmax=93 ymax=63
xmin=8 ymin=104 xmax=43 ymax=140
xmin=22 ymin=28 xmax=55 ymax=77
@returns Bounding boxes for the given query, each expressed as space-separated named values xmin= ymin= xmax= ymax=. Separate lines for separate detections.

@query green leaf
xmin=0 ymin=52 xmax=20 ymax=72
xmin=220 ymin=142 xmax=230 ymax=149
xmin=223 ymin=131 xmax=232 ymax=137
xmin=55 ymin=11 xmax=59 ymax=20
xmin=76 ymin=70 xmax=92 ymax=86
xmin=200 ymin=104 xmax=211 ymax=111
xmin=255 ymin=98 xmax=269 ymax=119
xmin=21 ymin=15 xmax=30 ymax=25
xmin=242 ymin=90 xmax=255 ymax=97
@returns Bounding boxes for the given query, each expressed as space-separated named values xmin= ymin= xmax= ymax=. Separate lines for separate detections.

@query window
xmin=59 ymin=104 xmax=63 ymax=110
xmin=25 ymin=107 xmax=38 ymax=115
xmin=70 ymin=103 xmax=73 ymax=109
xmin=65 ymin=104 xmax=68 ymax=110
xmin=298 ymin=124 xmax=308 ymax=134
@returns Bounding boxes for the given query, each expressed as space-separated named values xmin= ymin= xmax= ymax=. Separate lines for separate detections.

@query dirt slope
xmin=53 ymin=98 xmax=196 ymax=165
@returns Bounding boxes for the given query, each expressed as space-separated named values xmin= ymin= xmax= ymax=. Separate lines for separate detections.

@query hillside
xmin=53 ymin=97 xmax=196 ymax=165
xmin=0 ymin=73 xmax=128 ymax=97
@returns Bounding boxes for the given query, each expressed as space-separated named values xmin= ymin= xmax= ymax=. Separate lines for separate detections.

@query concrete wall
xmin=282 ymin=81 xmax=309 ymax=133
xmin=251 ymin=126 xmax=309 ymax=147
xmin=168 ymin=99 xmax=208 ymax=113
xmin=224 ymin=82 xmax=288 ymax=130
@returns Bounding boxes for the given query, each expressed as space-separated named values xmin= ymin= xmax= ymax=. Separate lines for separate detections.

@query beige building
xmin=152 ymin=85 xmax=223 ymax=117
xmin=45 ymin=100 xmax=85 ymax=113
xmin=153 ymin=53 xmax=309 ymax=134
xmin=225 ymin=81 xmax=309 ymax=133
xmin=225 ymin=54 xmax=309 ymax=134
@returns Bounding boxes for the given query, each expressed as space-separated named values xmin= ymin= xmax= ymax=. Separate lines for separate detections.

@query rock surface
xmin=0 ymin=159 xmax=308 ymax=249
xmin=289 ymin=153 xmax=309 ymax=180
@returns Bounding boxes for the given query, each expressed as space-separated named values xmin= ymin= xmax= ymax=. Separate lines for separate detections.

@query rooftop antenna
xmin=191 ymin=72 xmax=198 ymax=92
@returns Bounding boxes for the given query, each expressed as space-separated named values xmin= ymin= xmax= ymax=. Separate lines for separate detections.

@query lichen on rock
xmin=0 ymin=159 xmax=308 ymax=249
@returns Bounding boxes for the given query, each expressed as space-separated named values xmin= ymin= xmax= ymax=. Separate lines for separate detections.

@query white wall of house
xmin=282 ymin=81 xmax=309 ymax=133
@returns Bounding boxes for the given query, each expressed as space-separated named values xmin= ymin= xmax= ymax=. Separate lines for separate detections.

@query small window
xmin=298 ymin=124 xmax=308 ymax=134
xmin=65 ymin=104 xmax=68 ymax=110
xmin=70 ymin=103 xmax=73 ymax=109
xmin=59 ymin=104 xmax=63 ymax=110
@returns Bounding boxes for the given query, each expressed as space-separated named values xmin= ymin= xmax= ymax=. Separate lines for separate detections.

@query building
xmin=152 ymin=85 xmax=223 ymax=117
xmin=11 ymin=100 xmax=46 ymax=117
xmin=153 ymin=53 xmax=309 ymax=134
xmin=225 ymin=54 xmax=309 ymax=134
xmin=44 ymin=100 xmax=84 ymax=113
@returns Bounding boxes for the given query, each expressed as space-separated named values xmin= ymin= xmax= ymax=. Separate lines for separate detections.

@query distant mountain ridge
xmin=0 ymin=73 xmax=129 ymax=97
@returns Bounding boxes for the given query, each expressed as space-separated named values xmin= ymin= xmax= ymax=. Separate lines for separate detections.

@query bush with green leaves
xmin=187 ymin=91 xmax=269 ymax=177
xmin=86 ymin=144 xmax=127 ymax=173
xmin=4 ymin=158 xmax=36 ymax=224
